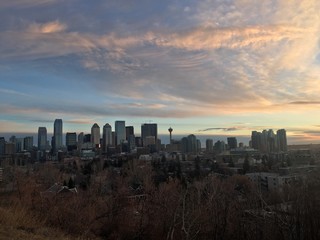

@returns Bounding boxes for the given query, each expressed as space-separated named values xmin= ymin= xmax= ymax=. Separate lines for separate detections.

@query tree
xmin=194 ymin=156 xmax=201 ymax=179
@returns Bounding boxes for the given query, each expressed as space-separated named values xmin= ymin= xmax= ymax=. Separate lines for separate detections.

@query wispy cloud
xmin=0 ymin=88 xmax=32 ymax=97
xmin=147 ymin=25 xmax=309 ymax=51
xmin=289 ymin=101 xmax=320 ymax=105
xmin=1 ymin=0 xmax=320 ymax=143
xmin=198 ymin=127 xmax=243 ymax=132
xmin=27 ymin=21 xmax=67 ymax=33
xmin=0 ymin=0 xmax=60 ymax=8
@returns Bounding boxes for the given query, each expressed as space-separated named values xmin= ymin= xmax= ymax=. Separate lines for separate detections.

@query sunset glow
xmin=1 ymin=0 xmax=320 ymax=144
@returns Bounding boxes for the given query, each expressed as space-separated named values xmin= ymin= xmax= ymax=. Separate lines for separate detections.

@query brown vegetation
xmin=1 ymin=160 xmax=320 ymax=239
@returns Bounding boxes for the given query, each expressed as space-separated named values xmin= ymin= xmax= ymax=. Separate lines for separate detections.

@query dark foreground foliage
xmin=2 ymin=161 xmax=320 ymax=240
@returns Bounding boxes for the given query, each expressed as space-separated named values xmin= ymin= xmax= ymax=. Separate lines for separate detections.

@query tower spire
xmin=168 ymin=127 xmax=173 ymax=144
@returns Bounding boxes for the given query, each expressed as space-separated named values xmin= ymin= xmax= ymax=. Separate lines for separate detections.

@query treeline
xmin=5 ymin=160 xmax=320 ymax=240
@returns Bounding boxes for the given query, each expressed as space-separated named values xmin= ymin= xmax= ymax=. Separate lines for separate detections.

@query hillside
xmin=0 ymin=206 xmax=75 ymax=240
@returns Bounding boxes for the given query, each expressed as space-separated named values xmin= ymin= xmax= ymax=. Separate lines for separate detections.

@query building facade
xmin=91 ymin=123 xmax=101 ymax=147
xmin=103 ymin=123 xmax=112 ymax=152
xmin=66 ymin=132 xmax=77 ymax=151
xmin=115 ymin=121 xmax=125 ymax=145
xmin=277 ymin=129 xmax=287 ymax=152
xmin=24 ymin=136 xmax=33 ymax=151
xmin=141 ymin=123 xmax=157 ymax=147
xmin=38 ymin=127 xmax=47 ymax=150
xmin=54 ymin=119 xmax=63 ymax=150
xmin=206 ymin=139 xmax=213 ymax=152
xmin=227 ymin=137 xmax=238 ymax=149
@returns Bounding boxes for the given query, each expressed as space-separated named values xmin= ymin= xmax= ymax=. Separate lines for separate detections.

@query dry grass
xmin=0 ymin=204 xmax=76 ymax=240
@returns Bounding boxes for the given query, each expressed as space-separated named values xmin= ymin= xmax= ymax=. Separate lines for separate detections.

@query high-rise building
xmin=187 ymin=134 xmax=197 ymax=153
xmin=251 ymin=131 xmax=260 ymax=150
xmin=115 ymin=121 xmax=125 ymax=145
xmin=54 ymin=119 xmax=63 ymax=150
xmin=135 ymin=136 xmax=142 ymax=147
xmin=0 ymin=137 xmax=5 ymax=156
xmin=227 ymin=137 xmax=238 ymax=149
xmin=125 ymin=126 xmax=134 ymax=140
xmin=214 ymin=140 xmax=226 ymax=153
xmin=180 ymin=134 xmax=199 ymax=153
xmin=144 ymin=136 xmax=156 ymax=146
xmin=38 ymin=127 xmax=47 ymax=150
xmin=141 ymin=123 xmax=157 ymax=147
xmin=78 ymin=132 xmax=84 ymax=150
xmin=112 ymin=132 xmax=116 ymax=146
xmin=103 ymin=123 xmax=112 ymax=152
xmin=128 ymin=134 xmax=136 ymax=152
xmin=9 ymin=135 xmax=16 ymax=144
xmin=267 ymin=129 xmax=276 ymax=153
xmin=206 ymin=139 xmax=213 ymax=152
xmin=252 ymin=129 xmax=287 ymax=153
xmin=181 ymin=137 xmax=188 ymax=153
xmin=91 ymin=123 xmax=101 ymax=147
xmin=197 ymin=139 xmax=201 ymax=151
xmin=84 ymin=134 xmax=91 ymax=143
xmin=277 ymin=129 xmax=287 ymax=152
xmin=24 ymin=136 xmax=33 ymax=151
xmin=66 ymin=132 xmax=77 ymax=151
xmin=5 ymin=143 xmax=15 ymax=155
xmin=261 ymin=130 xmax=268 ymax=152
xmin=15 ymin=138 xmax=24 ymax=153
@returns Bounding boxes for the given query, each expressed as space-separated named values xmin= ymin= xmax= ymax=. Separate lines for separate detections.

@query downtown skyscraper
xmin=251 ymin=128 xmax=287 ymax=153
xmin=38 ymin=127 xmax=47 ymax=150
xmin=91 ymin=123 xmax=101 ymax=147
xmin=141 ymin=123 xmax=157 ymax=147
xmin=277 ymin=129 xmax=287 ymax=152
xmin=115 ymin=121 xmax=125 ymax=145
xmin=53 ymin=119 xmax=63 ymax=151
xmin=102 ymin=123 xmax=112 ymax=152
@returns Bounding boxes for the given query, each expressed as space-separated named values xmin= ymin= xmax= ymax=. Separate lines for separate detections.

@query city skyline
xmin=0 ymin=117 xmax=290 ymax=147
xmin=0 ymin=116 xmax=317 ymax=145
xmin=1 ymin=1 xmax=320 ymax=144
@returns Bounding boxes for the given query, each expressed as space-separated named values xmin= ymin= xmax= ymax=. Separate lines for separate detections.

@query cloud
xmin=0 ymin=120 xmax=31 ymax=133
xmin=147 ymin=25 xmax=309 ymax=51
xmin=30 ymin=119 xmax=53 ymax=123
xmin=0 ymin=0 xmax=60 ymax=8
xmin=0 ymin=88 xmax=32 ymax=97
xmin=65 ymin=119 xmax=96 ymax=124
xmin=303 ymin=130 xmax=320 ymax=135
xmin=27 ymin=21 xmax=67 ymax=33
xmin=198 ymin=127 xmax=243 ymax=132
xmin=289 ymin=101 xmax=320 ymax=105
xmin=0 ymin=0 xmax=320 ymax=125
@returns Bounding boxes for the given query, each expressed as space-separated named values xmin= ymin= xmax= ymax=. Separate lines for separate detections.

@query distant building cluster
xmin=0 ymin=119 xmax=288 ymax=165
xmin=0 ymin=119 xmax=162 ymax=161
xmin=250 ymin=129 xmax=287 ymax=153
xmin=2 ymin=118 xmax=318 ymax=195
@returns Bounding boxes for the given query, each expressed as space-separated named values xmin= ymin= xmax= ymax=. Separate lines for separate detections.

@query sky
xmin=1 ymin=0 xmax=320 ymax=145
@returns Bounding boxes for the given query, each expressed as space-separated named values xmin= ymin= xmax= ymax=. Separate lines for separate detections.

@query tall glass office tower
xmin=38 ymin=127 xmax=47 ymax=150
xmin=115 ymin=121 xmax=125 ymax=145
xmin=103 ymin=123 xmax=112 ymax=152
xmin=54 ymin=119 xmax=63 ymax=150
xmin=141 ymin=123 xmax=157 ymax=147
